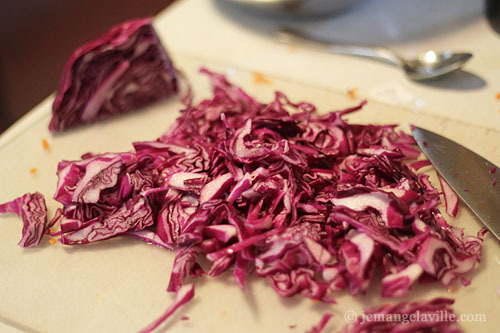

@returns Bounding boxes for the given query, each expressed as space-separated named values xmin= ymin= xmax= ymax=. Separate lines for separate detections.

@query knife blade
xmin=412 ymin=126 xmax=500 ymax=240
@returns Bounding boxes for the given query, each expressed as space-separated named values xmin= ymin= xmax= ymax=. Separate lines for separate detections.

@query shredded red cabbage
xmin=4 ymin=69 xmax=485 ymax=330
xmin=49 ymin=17 xmax=178 ymax=131
xmin=0 ymin=192 xmax=48 ymax=247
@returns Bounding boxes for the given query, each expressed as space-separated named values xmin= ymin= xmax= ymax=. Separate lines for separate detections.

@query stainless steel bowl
xmin=223 ymin=0 xmax=363 ymax=17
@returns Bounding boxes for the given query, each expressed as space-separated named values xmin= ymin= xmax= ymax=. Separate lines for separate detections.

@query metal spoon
xmin=275 ymin=27 xmax=473 ymax=81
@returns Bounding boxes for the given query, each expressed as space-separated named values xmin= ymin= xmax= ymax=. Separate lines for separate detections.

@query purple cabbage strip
xmin=59 ymin=197 xmax=154 ymax=245
xmin=140 ymin=283 xmax=195 ymax=333
xmin=438 ymin=174 xmax=459 ymax=218
xmin=0 ymin=192 xmax=48 ymax=247
xmin=49 ymin=17 xmax=178 ymax=131
xmin=307 ymin=313 xmax=334 ymax=333
xmin=410 ymin=159 xmax=431 ymax=171
xmin=126 ymin=229 xmax=175 ymax=250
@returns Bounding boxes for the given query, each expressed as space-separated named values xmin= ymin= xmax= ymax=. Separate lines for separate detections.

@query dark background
xmin=0 ymin=0 xmax=174 ymax=133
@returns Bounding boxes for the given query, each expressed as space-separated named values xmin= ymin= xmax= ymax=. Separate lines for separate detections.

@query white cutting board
xmin=1 ymin=56 xmax=499 ymax=332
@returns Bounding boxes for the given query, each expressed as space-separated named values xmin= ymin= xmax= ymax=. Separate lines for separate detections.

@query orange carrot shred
xmin=42 ymin=138 xmax=50 ymax=151
xmin=49 ymin=238 xmax=57 ymax=244
xmin=348 ymin=88 xmax=358 ymax=100
xmin=495 ymin=92 xmax=500 ymax=100
xmin=288 ymin=46 xmax=297 ymax=54
xmin=311 ymin=299 xmax=320 ymax=303
xmin=30 ymin=168 xmax=37 ymax=174
xmin=382 ymin=303 xmax=392 ymax=307
xmin=448 ymin=285 xmax=457 ymax=292
xmin=253 ymin=72 xmax=272 ymax=85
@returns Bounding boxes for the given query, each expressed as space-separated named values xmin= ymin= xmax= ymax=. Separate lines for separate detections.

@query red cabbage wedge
xmin=49 ymin=17 xmax=178 ymax=131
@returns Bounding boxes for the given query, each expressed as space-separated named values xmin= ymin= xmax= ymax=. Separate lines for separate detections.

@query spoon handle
xmin=275 ymin=27 xmax=402 ymax=67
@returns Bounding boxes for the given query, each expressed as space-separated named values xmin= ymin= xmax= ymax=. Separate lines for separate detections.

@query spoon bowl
xmin=276 ymin=27 xmax=473 ymax=81
xmin=403 ymin=51 xmax=473 ymax=80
